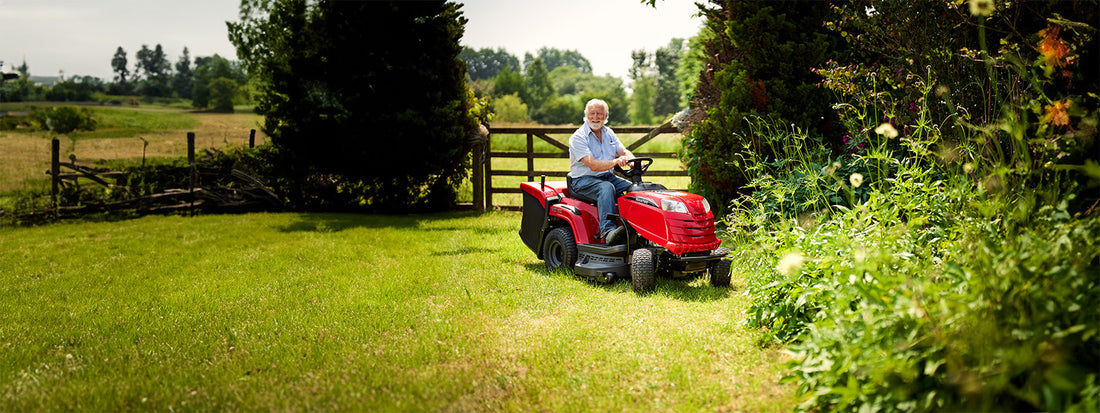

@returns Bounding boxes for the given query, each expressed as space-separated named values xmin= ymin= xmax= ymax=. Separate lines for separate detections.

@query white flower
xmin=874 ymin=123 xmax=898 ymax=139
xmin=849 ymin=173 xmax=864 ymax=188
xmin=969 ymin=0 xmax=995 ymax=17
xmin=777 ymin=252 xmax=804 ymax=276
xmin=853 ymin=247 xmax=867 ymax=263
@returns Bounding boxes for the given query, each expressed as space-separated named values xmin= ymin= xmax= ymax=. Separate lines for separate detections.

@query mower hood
xmin=619 ymin=190 xmax=721 ymax=255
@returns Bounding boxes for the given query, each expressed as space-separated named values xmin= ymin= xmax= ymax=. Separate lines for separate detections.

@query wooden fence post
xmin=249 ymin=129 xmax=256 ymax=148
xmin=51 ymin=138 xmax=60 ymax=211
xmin=485 ymin=133 xmax=493 ymax=210
xmin=472 ymin=133 xmax=485 ymax=211
xmin=526 ymin=133 xmax=534 ymax=183
xmin=188 ymin=132 xmax=196 ymax=216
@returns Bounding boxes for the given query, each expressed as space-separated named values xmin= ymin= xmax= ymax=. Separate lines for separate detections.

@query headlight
xmin=702 ymin=198 xmax=711 ymax=214
xmin=661 ymin=199 xmax=689 ymax=213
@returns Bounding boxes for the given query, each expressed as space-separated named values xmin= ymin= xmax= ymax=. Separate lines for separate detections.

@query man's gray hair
xmin=584 ymin=98 xmax=609 ymax=114
xmin=582 ymin=98 xmax=610 ymax=125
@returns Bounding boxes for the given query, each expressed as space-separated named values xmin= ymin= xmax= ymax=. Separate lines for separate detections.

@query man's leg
xmin=601 ymin=175 xmax=633 ymax=243
xmin=571 ymin=175 xmax=619 ymax=237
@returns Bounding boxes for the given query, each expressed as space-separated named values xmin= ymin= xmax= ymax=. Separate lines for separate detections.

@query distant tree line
xmin=0 ymin=45 xmax=248 ymax=112
xmin=460 ymin=41 xmax=689 ymax=125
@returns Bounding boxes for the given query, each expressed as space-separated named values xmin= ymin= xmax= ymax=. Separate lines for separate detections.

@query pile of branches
xmin=18 ymin=149 xmax=282 ymax=221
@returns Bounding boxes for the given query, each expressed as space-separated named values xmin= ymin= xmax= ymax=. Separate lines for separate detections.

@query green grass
xmin=0 ymin=211 xmax=793 ymax=412
xmin=70 ymin=107 xmax=201 ymax=140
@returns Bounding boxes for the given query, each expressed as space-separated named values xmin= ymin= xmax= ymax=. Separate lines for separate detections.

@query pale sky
xmin=0 ymin=0 xmax=704 ymax=83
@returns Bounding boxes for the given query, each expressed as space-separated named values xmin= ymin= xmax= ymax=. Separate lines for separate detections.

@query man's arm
xmin=580 ymin=152 xmax=632 ymax=173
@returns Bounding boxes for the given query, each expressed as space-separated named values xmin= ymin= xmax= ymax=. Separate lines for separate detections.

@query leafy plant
xmin=28 ymin=106 xmax=97 ymax=134
xmin=717 ymin=2 xmax=1098 ymax=411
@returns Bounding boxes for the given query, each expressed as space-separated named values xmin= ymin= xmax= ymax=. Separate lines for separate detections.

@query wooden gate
xmin=473 ymin=122 xmax=687 ymax=210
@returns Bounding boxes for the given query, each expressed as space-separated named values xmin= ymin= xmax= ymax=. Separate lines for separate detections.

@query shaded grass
xmin=0 ymin=211 xmax=793 ymax=412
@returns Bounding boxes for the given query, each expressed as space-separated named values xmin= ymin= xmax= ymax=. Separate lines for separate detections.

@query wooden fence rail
xmin=475 ymin=122 xmax=687 ymax=210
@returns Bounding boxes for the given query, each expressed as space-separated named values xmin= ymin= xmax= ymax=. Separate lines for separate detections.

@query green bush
xmin=28 ymin=106 xmax=98 ymax=133
xmin=683 ymin=0 xmax=848 ymax=215
xmin=490 ymin=93 xmax=528 ymax=123
xmin=721 ymin=2 xmax=1099 ymax=410
xmin=0 ymin=114 xmax=31 ymax=130
xmin=531 ymin=95 xmax=576 ymax=125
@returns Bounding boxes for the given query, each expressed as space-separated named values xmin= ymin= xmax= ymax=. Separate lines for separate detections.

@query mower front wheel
xmin=543 ymin=227 xmax=578 ymax=272
xmin=708 ymin=248 xmax=732 ymax=287
xmin=631 ymin=248 xmax=657 ymax=293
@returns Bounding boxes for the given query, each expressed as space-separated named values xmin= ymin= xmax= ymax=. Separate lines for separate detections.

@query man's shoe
xmin=603 ymin=226 xmax=625 ymax=244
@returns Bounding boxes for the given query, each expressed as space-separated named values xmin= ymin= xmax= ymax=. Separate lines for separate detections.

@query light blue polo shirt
xmin=568 ymin=123 xmax=625 ymax=178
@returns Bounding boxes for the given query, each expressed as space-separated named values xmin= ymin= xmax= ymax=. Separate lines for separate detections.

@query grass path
xmin=0 ymin=211 xmax=793 ymax=411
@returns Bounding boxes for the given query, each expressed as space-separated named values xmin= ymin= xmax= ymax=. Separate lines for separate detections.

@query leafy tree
xmin=173 ymin=47 xmax=194 ymax=99
xmin=525 ymin=57 xmax=554 ymax=112
xmin=653 ymin=38 xmax=684 ymax=116
xmin=524 ymin=47 xmax=592 ymax=73
xmin=135 ymin=44 xmax=172 ymax=97
xmin=110 ymin=47 xmax=131 ymax=93
xmin=492 ymin=65 xmax=527 ymax=102
xmin=207 ymin=77 xmax=238 ymax=112
xmin=533 ymin=95 xmax=577 ymax=125
xmin=191 ymin=55 xmax=242 ymax=110
xmin=0 ymin=60 xmax=44 ymax=102
xmin=630 ymin=49 xmax=656 ymax=124
xmin=631 ymin=77 xmax=656 ymax=125
xmin=676 ymin=25 xmax=713 ymax=109
xmin=45 ymin=76 xmax=104 ymax=101
xmin=547 ymin=65 xmax=630 ymax=125
xmin=459 ymin=47 xmax=519 ymax=80
xmin=682 ymin=0 xmax=846 ymax=213
xmin=229 ymin=0 xmax=481 ymax=211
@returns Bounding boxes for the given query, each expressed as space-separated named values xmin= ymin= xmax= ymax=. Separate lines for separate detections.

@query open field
xmin=0 ymin=107 xmax=267 ymax=192
xmin=0 ymin=211 xmax=794 ymax=411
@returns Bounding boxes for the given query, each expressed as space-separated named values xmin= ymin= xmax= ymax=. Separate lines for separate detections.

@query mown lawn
xmin=0 ymin=211 xmax=793 ymax=412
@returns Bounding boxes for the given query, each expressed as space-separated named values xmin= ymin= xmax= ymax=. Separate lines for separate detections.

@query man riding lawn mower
xmin=518 ymin=158 xmax=732 ymax=293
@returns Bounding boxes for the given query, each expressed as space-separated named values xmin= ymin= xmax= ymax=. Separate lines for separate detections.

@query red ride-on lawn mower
xmin=519 ymin=158 xmax=731 ymax=293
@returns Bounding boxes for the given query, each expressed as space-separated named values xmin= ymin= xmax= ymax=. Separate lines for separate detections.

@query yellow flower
xmin=1042 ymin=100 xmax=1072 ymax=127
xmin=850 ymin=173 xmax=864 ymax=188
xmin=874 ymin=123 xmax=898 ymax=139
xmin=1038 ymin=25 xmax=1070 ymax=70
xmin=777 ymin=252 xmax=804 ymax=276
xmin=969 ymin=0 xmax=994 ymax=17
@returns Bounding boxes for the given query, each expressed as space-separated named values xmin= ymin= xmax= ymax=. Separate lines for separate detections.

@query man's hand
xmin=614 ymin=156 xmax=630 ymax=167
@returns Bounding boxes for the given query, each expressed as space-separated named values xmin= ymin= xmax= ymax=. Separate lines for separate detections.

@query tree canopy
xmin=524 ymin=47 xmax=592 ymax=74
xmin=229 ymin=0 xmax=483 ymax=211
xmin=459 ymin=47 xmax=520 ymax=80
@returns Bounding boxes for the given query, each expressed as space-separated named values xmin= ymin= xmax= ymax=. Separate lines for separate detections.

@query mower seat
xmin=565 ymin=175 xmax=599 ymax=205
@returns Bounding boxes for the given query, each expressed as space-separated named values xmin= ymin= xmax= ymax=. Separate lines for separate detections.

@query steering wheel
xmin=614 ymin=157 xmax=653 ymax=182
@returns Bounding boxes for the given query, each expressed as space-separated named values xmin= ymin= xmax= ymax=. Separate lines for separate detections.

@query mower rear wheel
xmin=543 ymin=227 xmax=578 ymax=272
xmin=631 ymin=248 xmax=657 ymax=293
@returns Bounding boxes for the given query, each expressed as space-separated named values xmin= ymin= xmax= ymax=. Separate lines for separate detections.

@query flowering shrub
xmin=714 ymin=0 xmax=1099 ymax=411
